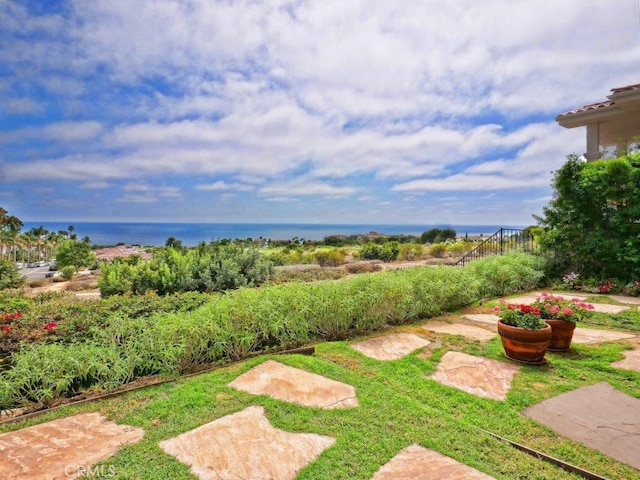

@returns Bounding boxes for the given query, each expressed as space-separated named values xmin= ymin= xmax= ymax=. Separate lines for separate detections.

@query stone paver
xmin=589 ymin=303 xmax=630 ymax=314
xmin=228 ymin=359 xmax=358 ymax=409
xmin=0 ymin=412 xmax=144 ymax=480
xmin=463 ymin=313 xmax=499 ymax=327
xmin=159 ymin=405 xmax=335 ymax=480
xmin=351 ymin=333 xmax=430 ymax=360
xmin=502 ymin=293 xmax=630 ymax=313
xmin=372 ymin=443 xmax=495 ymax=479
xmin=611 ymin=348 xmax=640 ymax=372
xmin=523 ymin=382 xmax=640 ymax=470
xmin=609 ymin=294 xmax=640 ymax=305
xmin=572 ymin=327 xmax=635 ymax=344
xmin=423 ymin=321 xmax=496 ymax=342
xmin=430 ymin=351 xmax=520 ymax=400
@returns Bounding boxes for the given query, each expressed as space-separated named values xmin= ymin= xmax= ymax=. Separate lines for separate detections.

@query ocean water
xmin=21 ymin=222 xmax=522 ymax=247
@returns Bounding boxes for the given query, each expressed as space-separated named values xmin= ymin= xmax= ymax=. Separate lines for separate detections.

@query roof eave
xmin=556 ymin=106 xmax=622 ymax=128
xmin=608 ymin=89 xmax=640 ymax=105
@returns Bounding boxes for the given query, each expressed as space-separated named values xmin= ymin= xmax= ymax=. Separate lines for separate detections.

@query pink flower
xmin=493 ymin=306 xmax=501 ymax=312
xmin=550 ymin=305 xmax=559 ymax=314
xmin=562 ymin=307 xmax=574 ymax=316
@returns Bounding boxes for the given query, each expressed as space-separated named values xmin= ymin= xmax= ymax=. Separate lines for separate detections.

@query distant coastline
xmin=21 ymin=222 xmax=526 ymax=247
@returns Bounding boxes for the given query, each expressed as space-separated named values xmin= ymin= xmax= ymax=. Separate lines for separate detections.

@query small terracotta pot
xmin=497 ymin=321 xmax=552 ymax=364
xmin=545 ymin=319 xmax=576 ymax=351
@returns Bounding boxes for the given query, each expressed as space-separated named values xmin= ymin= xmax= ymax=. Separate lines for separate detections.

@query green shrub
xmin=313 ymin=248 xmax=347 ymax=267
xmin=447 ymin=241 xmax=471 ymax=256
xmin=361 ymin=241 xmax=399 ymax=262
xmin=380 ymin=241 xmax=400 ymax=262
xmin=469 ymin=251 xmax=546 ymax=298
xmin=61 ymin=265 xmax=76 ymax=280
xmin=99 ymin=244 xmax=274 ymax=296
xmin=397 ymin=243 xmax=424 ymax=261
xmin=0 ymin=260 xmax=23 ymax=290
xmin=428 ymin=243 xmax=448 ymax=258
xmin=360 ymin=242 xmax=382 ymax=260
xmin=3 ymin=342 xmax=133 ymax=407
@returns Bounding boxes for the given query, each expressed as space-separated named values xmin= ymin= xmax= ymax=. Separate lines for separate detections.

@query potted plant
xmin=493 ymin=302 xmax=551 ymax=364
xmin=530 ymin=293 xmax=594 ymax=351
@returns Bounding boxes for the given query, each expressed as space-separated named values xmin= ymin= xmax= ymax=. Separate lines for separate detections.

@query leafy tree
xmin=55 ymin=240 xmax=97 ymax=272
xmin=420 ymin=228 xmax=456 ymax=244
xmin=165 ymin=236 xmax=183 ymax=250
xmin=0 ymin=260 xmax=24 ymax=289
xmin=437 ymin=228 xmax=457 ymax=243
xmin=535 ymin=153 xmax=640 ymax=281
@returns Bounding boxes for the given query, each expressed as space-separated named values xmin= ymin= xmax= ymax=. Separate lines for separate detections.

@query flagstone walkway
xmin=0 ymin=293 xmax=639 ymax=479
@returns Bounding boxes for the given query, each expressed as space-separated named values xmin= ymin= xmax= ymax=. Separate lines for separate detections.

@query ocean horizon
xmin=21 ymin=222 xmax=526 ymax=247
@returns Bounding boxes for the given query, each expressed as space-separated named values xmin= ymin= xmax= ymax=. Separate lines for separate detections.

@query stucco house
xmin=556 ymin=83 xmax=640 ymax=161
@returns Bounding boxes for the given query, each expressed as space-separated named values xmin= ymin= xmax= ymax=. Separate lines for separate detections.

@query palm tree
xmin=28 ymin=226 xmax=49 ymax=261
xmin=12 ymin=234 xmax=26 ymax=263
xmin=21 ymin=232 xmax=36 ymax=263
xmin=0 ymin=229 xmax=12 ymax=261
xmin=0 ymin=208 xmax=23 ymax=262
xmin=46 ymin=231 xmax=64 ymax=262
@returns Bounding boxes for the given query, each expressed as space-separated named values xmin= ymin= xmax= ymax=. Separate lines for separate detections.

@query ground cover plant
xmin=1 ymin=298 xmax=638 ymax=479
xmin=0 ymin=251 xmax=543 ymax=411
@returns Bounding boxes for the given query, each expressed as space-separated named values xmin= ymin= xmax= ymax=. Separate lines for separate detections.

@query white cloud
xmin=260 ymin=180 xmax=356 ymax=198
xmin=123 ymin=182 xmax=182 ymax=198
xmin=195 ymin=181 xmax=255 ymax=192
xmin=3 ymin=0 xmax=639 ymax=224
xmin=2 ymin=97 xmax=44 ymax=115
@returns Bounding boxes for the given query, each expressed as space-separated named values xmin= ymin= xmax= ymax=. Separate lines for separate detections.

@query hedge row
xmin=0 ymin=251 xmax=544 ymax=410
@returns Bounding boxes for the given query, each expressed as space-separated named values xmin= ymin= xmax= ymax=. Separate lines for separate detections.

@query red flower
xmin=1 ymin=311 xmax=22 ymax=323
xmin=44 ymin=322 xmax=58 ymax=330
xmin=1 ymin=325 xmax=10 ymax=334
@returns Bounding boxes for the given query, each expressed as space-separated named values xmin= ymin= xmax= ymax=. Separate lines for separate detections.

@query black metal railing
xmin=454 ymin=228 xmax=534 ymax=267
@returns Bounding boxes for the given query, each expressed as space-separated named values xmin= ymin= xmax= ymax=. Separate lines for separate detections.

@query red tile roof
xmin=611 ymin=83 xmax=640 ymax=94
xmin=557 ymin=83 xmax=640 ymax=118
xmin=557 ymin=100 xmax=614 ymax=117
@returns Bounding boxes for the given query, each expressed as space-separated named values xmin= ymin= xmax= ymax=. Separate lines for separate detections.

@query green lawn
xmin=2 ymin=299 xmax=639 ymax=479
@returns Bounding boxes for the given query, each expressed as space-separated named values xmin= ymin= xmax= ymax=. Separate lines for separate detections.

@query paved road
xmin=20 ymin=265 xmax=55 ymax=281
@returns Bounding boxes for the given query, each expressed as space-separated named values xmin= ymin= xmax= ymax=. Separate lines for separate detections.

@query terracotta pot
xmin=497 ymin=321 xmax=552 ymax=364
xmin=545 ymin=319 xmax=576 ymax=351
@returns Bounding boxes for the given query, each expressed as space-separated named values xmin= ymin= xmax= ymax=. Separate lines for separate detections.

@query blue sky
xmin=1 ymin=1 xmax=639 ymax=225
